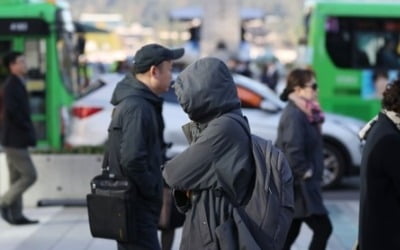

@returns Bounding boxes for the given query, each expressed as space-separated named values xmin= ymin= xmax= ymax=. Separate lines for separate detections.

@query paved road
xmin=0 ymin=200 xmax=359 ymax=250
xmin=323 ymin=176 xmax=360 ymax=200
xmin=0 ymin=176 xmax=361 ymax=250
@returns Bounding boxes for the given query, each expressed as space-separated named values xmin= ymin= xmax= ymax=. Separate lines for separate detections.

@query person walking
xmin=276 ymin=69 xmax=332 ymax=250
xmin=0 ymin=51 xmax=38 ymax=225
xmin=162 ymin=57 xmax=256 ymax=249
xmin=260 ymin=59 xmax=279 ymax=92
xmin=107 ymin=43 xmax=183 ymax=250
xmin=358 ymin=80 xmax=400 ymax=250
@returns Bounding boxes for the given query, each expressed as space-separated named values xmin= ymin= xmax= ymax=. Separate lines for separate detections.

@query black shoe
xmin=10 ymin=216 xmax=39 ymax=225
xmin=0 ymin=206 xmax=13 ymax=224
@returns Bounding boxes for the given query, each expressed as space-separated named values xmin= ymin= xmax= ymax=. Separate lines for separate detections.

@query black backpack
xmin=226 ymin=114 xmax=294 ymax=250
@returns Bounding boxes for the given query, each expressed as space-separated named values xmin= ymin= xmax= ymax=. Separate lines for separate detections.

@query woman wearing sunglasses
xmin=276 ymin=68 xmax=332 ymax=250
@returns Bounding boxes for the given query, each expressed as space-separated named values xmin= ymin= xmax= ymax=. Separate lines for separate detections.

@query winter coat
xmin=1 ymin=74 xmax=36 ymax=148
xmin=108 ymin=73 xmax=164 ymax=245
xmin=275 ymin=101 xmax=327 ymax=217
xmin=359 ymin=113 xmax=400 ymax=250
xmin=163 ymin=58 xmax=255 ymax=250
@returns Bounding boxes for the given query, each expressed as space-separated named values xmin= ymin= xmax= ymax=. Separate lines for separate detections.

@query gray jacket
xmin=163 ymin=58 xmax=255 ymax=250
xmin=275 ymin=101 xmax=327 ymax=217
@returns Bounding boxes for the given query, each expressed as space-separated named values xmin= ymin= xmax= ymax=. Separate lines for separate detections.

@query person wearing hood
xmin=358 ymin=79 xmax=400 ymax=250
xmin=108 ymin=43 xmax=184 ymax=250
xmin=162 ymin=57 xmax=255 ymax=249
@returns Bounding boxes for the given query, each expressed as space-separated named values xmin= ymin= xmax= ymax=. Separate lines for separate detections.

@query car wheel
xmin=322 ymin=142 xmax=346 ymax=189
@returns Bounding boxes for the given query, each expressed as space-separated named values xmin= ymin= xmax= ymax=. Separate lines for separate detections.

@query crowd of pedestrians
xmin=1 ymin=42 xmax=399 ymax=250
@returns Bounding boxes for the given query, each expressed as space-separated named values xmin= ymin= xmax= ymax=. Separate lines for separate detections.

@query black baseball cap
xmin=133 ymin=44 xmax=184 ymax=73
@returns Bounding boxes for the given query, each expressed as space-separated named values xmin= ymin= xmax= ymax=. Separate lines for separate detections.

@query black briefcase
xmin=87 ymin=173 xmax=136 ymax=243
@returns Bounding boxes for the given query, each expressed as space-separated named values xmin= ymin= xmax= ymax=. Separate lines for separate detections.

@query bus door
xmin=24 ymin=38 xmax=47 ymax=144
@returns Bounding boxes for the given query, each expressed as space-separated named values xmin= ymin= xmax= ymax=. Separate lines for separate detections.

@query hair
xmin=3 ymin=51 xmax=23 ymax=71
xmin=382 ymin=79 xmax=400 ymax=113
xmin=372 ymin=69 xmax=388 ymax=83
xmin=280 ymin=68 xmax=315 ymax=101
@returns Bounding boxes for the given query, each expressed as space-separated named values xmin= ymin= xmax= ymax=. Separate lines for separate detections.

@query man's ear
xmin=149 ymin=65 xmax=159 ymax=78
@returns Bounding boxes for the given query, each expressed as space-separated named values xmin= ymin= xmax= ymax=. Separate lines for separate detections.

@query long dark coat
xmin=275 ymin=101 xmax=327 ymax=217
xmin=163 ymin=58 xmax=255 ymax=250
xmin=1 ymin=74 xmax=36 ymax=148
xmin=359 ymin=113 xmax=400 ymax=250
xmin=109 ymin=74 xmax=164 ymax=248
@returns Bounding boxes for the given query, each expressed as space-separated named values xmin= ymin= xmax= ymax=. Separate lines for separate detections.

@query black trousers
xmin=117 ymin=224 xmax=160 ymax=250
xmin=283 ymin=214 xmax=333 ymax=250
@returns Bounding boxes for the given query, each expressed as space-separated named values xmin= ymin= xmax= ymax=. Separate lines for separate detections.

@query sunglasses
xmin=305 ymin=83 xmax=318 ymax=91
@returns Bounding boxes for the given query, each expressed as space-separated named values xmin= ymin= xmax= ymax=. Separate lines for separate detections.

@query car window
xmin=237 ymin=85 xmax=263 ymax=109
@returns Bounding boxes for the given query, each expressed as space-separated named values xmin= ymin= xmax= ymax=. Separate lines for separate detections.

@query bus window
xmin=25 ymin=39 xmax=46 ymax=80
xmin=325 ymin=17 xmax=400 ymax=69
xmin=0 ymin=40 xmax=11 ymax=83
xmin=25 ymin=39 xmax=47 ymax=141
xmin=57 ymin=32 xmax=79 ymax=95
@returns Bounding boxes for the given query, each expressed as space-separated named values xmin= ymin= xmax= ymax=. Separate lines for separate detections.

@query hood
xmin=110 ymin=73 xmax=162 ymax=106
xmin=174 ymin=57 xmax=241 ymax=122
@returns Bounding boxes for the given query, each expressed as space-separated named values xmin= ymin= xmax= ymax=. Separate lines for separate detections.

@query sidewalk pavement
xmin=0 ymin=200 xmax=359 ymax=250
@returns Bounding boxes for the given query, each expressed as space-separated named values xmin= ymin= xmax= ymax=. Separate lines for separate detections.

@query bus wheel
xmin=322 ymin=142 xmax=345 ymax=189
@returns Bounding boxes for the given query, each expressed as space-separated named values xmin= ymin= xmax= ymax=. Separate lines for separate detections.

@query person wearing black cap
xmin=107 ymin=43 xmax=184 ymax=250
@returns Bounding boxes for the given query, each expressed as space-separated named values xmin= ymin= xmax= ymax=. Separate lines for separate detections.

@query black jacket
xmin=163 ymin=58 xmax=254 ymax=250
xmin=359 ymin=113 xmax=400 ymax=250
xmin=275 ymin=101 xmax=327 ymax=217
xmin=1 ymin=74 xmax=36 ymax=148
xmin=108 ymin=73 xmax=164 ymax=243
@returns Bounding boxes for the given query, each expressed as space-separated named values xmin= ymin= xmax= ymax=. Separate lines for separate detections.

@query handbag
xmin=87 ymin=150 xmax=136 ymax=243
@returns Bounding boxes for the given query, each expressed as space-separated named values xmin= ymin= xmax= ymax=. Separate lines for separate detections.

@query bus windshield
xmin=326 ymin=16 xmax=400 ymax=69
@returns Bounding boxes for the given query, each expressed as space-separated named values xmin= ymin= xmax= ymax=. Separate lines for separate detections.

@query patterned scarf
xmin=289 ymin=93 xmax=325 ymax=125
xmin=382 ymin=109 xmax=400 ymax=131
xmin=358 ymin=109 xmax=400 ymax=140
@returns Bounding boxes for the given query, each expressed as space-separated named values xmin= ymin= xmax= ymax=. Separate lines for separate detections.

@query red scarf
xmin=289 ymin=93 xmax=325 ymax=125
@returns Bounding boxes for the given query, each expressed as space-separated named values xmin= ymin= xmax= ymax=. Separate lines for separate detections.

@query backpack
xmin=226 ymin=114 xmax=294 ymax=250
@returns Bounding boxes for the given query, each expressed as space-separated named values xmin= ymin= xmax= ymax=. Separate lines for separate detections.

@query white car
xmin=66 ymin=73 xmax=365 ymax=188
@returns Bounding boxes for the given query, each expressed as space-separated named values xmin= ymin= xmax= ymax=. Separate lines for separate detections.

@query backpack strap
xmin=225 ymin=113 xmax=252 ymax=139
xmin=222 ymin=113 xmax=255 ymax=206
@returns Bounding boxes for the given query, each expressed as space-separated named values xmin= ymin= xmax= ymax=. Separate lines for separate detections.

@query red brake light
xmin=72 ymin=107 xmax=103 ymax=119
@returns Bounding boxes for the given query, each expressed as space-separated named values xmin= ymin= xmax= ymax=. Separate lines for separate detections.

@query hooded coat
xmin=109 ymin=74 xmax=164 ymax=248
xmin=163 ymin=58 xmax=255 ymax=250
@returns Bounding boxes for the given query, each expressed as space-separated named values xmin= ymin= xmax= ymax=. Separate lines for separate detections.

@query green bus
xmin=0 ymin=0 xmax=81 ymax=149
xmin=306 ymin=0 xmax=400 ymax=121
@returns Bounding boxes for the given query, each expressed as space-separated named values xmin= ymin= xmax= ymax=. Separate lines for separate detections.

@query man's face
xmin=10 ymin=55 xmax=27 ymax=76
xmin=152 ymin=60 xmax=173 ymax=94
